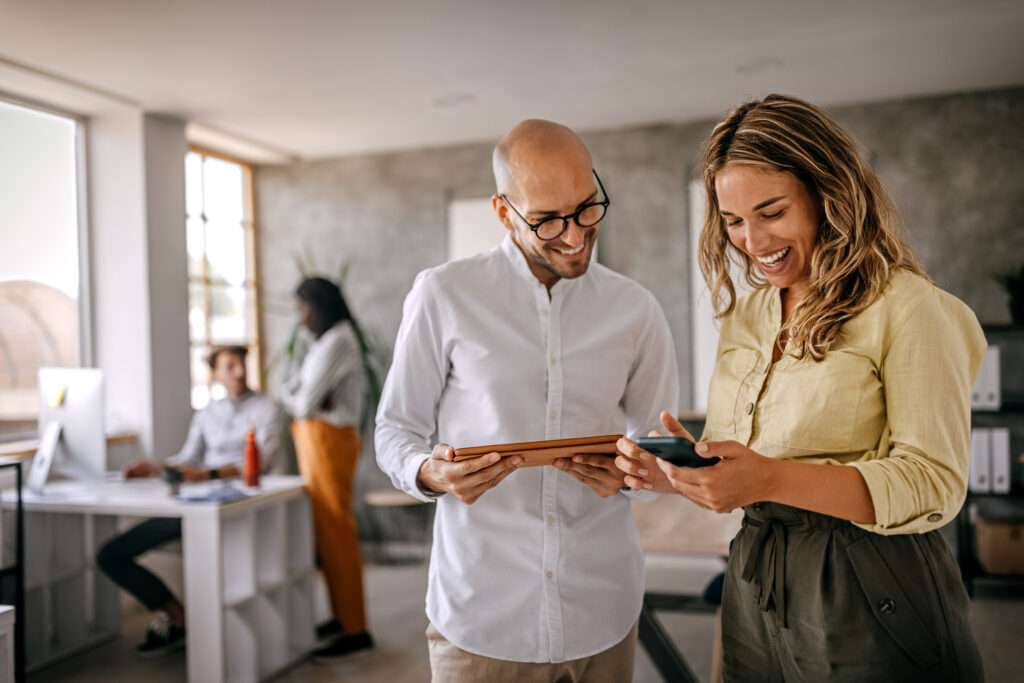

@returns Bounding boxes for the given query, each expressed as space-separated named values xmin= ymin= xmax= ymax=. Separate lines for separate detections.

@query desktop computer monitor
xmin=35 ymin=368 xmax=106 ymax=483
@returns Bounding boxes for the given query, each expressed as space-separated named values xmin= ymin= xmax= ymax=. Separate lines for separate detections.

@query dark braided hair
xmin=295 ymin=277 xmax=351 ymax=335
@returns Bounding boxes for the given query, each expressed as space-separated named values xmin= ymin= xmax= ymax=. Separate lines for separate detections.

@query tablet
xmin=452 ymin=434 xmax=623 ymax=468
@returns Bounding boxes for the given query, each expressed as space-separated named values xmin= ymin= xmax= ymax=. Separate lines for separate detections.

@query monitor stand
xmin=28 ymin=422 xmax=61 ymax=494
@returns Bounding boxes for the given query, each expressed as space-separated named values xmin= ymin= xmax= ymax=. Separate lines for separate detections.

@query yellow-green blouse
xmin=702 ymin=270 xmax=986 ymax=535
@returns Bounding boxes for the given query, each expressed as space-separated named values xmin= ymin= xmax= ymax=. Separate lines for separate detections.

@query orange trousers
xmin=291 ymin=419 xmax=367 ymax=634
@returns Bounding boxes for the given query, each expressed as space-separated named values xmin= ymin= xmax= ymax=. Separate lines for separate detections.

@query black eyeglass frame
xmin=499 ymin=169 xmax=610 ymax=241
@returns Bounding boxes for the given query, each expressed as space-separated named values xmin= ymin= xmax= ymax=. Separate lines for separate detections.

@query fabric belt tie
xmin=740 ymin=517 xmax=788 ymax=629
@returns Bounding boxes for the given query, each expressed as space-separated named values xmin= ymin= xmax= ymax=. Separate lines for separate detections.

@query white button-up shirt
xmin=279 ymin=320 xmax=365 ymax=429
xmin=375 ymin=235 xmax=679 ymax=663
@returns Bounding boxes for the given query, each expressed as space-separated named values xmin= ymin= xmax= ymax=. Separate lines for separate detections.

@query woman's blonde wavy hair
xmin=698 ymin=93 xmax=926 ymax=361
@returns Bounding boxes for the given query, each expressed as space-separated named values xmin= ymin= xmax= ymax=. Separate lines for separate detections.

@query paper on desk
xmin=177 ymin=483 xmax=249 ymax=503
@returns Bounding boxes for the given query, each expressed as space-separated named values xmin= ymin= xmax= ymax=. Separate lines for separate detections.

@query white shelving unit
xmin=4 ymin=475 xmax=316 ymax=682
xmin=216 ymin=495 xmax=316 ymax=681
xmin=21 ymin=510 xmax=121 ymax=671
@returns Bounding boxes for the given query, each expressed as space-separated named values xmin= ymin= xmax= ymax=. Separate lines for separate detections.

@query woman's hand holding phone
xmin=653 ymin=440 xmax=777 ymax=513
xmin=615 ymin=410 xmax=697 ymax=493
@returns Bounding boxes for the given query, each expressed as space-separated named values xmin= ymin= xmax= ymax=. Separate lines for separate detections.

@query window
xmin=0 ymin=99 xmax=84 ymax=440
xmin=185 ymin=148 xmax=262 ymax=409
xmin=447 ymin=198 xmax=506 ymax=260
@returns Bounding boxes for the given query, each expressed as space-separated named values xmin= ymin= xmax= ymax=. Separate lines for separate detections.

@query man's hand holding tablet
xmin=441 ymin=435 xmax=628 ymax=500
xmin=417 ymin=443 xmax=523 ymax=505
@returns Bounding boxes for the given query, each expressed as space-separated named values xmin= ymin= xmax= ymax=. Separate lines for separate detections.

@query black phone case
xmin=635 ymin=437 xmax=719 ymax=468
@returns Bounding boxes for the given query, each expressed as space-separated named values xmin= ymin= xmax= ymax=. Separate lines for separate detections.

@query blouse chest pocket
xmin=704 ymin=347 xmax=761 ymax=439
xmin=764 ymin=351 xmax=874 ymax=453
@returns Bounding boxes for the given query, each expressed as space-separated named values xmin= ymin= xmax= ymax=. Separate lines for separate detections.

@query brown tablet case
xmin=452 ymin=434 xmax=623 ymax=468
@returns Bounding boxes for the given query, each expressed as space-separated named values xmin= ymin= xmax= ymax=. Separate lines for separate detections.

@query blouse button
xmin=745 ymin=402 xmax=754 ymax=415
xmin=927 ymin=513 xmax=942 ymax=523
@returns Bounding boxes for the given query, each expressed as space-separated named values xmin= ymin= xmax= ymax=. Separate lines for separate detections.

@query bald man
xmin=376 ymin=120 xmax=679 ymax=681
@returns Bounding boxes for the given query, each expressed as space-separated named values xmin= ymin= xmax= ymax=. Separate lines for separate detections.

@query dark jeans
xmin=96 ymin=518 xmax=182 ymax=612
xmin=722 ymin=502 xmax=984 ymax=683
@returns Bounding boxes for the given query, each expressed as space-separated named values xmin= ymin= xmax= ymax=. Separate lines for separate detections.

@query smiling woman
xmin=617 ymin=93 xmax=987 ymax=682
xmin=698 ymin=96 xmax=926 ymax=362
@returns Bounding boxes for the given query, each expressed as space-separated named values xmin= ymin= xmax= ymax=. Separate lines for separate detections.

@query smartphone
xmin=634 ymin=437 xmax=719 ymax=468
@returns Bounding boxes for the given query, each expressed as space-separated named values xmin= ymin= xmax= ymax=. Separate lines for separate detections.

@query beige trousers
xmin=426 ymin=622 xmax=637 ymax=683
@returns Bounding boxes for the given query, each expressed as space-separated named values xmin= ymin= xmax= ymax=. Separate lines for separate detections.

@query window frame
xmin=185 ymin=144 xmax=264 ymax=408
xmin=0 ymin=89 xmax=92 ymax=368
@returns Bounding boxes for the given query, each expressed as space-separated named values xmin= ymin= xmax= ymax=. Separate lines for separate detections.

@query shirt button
xmin=545 ymin=570 xmax=554 ymax=580
xmin=746 ymin=402 xmax=754 ymax=415
xmin=927 ymin=513 xmax=942 ymax=523
xmin=877 ymin=598 xmax=896 ymax=615
xmin=546 ymin=516 xmax=556 ymax=527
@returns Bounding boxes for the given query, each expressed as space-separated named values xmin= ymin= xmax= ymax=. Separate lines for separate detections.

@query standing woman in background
xmin=617 ymin=94 xmax=986 ymax=681
xmin=281 ymin=276 xmax=373 ymax=656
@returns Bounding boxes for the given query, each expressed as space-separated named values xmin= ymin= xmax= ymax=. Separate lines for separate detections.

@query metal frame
xmin=639 ymin=590 xmax=716 ymax=683
xmin=0 ymin=460 xmax=25 ymax=682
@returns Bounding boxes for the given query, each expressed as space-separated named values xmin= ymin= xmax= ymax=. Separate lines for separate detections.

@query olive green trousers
xmin=722 ymin=502 xmax=983 ymax=682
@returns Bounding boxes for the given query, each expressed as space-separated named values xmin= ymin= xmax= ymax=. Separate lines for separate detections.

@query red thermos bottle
xmin=244 ymin=430 xmax=260 ymax=487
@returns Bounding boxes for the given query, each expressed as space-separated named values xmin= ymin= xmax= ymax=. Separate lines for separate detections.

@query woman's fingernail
xmin=644 ymin=483 xmax=653 ymax=490
xmin=695 ymin=442 xmax=708 ymax=454
xmin=573 ymin=456 xmax=583 ymax=463
xmin=490 ymin=453 xmax=501 ymax=463
xmin=638 ymin=468 xmax=649 ymax=477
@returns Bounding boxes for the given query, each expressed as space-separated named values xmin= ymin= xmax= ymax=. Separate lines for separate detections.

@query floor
xmin=31 ymin=556 xmax=1024 ymax=682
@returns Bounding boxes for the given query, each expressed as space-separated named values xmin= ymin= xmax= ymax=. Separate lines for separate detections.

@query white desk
xmin=3 ymin=475 xmax=317 ymax=682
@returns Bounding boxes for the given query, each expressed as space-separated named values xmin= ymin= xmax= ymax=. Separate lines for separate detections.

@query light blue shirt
xmin=168 ymin=391 xmax=281 ymax=471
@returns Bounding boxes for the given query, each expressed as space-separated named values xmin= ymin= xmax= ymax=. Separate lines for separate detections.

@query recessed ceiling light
xmin=736 ymin=57 xmax=784 ymax=75
xmin=432 ymin=92 xmax=477 ymax=109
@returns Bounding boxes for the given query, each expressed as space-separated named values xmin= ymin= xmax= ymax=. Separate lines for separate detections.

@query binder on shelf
xmin=970 ymin=346 xmax=1001 ymax=411
xmin=969 ymin=429 xmax=991 ymax=494
xmin=991 ymin=428 xmax=1011 ymax=494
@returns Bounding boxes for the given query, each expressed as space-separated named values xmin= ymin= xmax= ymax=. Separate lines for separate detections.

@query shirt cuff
xmin=403 ymin=452 xmax=443 ymax=503
xmin=846 ymin=461 xmax=948 ymax=535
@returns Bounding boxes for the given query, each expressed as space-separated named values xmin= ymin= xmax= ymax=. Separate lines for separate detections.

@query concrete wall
xmin=256 ymin=86 xmax=1024 ymax=540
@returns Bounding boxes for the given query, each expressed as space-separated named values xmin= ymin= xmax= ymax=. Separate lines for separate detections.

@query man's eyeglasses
xmin=500 ymin=170 xmax=610 ymax=241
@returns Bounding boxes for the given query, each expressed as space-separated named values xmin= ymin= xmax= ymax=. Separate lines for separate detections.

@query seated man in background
xmin=97 ymin=345 xmax=281 ymax=656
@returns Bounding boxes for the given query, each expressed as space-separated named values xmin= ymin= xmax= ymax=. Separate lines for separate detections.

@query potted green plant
xmin=995 ymin=264 xmax=1024 ymax=325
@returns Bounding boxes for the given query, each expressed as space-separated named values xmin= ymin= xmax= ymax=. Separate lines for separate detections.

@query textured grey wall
xmin=256 ymin=86 xmax=1024 ymax=540
xmin=834 ymin=89 xmax=1024 ymax=324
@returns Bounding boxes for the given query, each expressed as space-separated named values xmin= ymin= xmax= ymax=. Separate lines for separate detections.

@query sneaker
xmin=313 ymin=631 xmax=374 ymax=657
xmin=136 ymin=611 xmax=186 ymax=657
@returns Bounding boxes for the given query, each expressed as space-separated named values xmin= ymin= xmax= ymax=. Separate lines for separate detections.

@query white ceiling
xmin=1 ymin=0 xmax=1022 ymax=161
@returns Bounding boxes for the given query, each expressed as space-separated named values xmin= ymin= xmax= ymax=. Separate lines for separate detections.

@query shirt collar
xmin=227 ymin=389 xmax=254 ymax=407
xmin=499 ymin=233 xmax=585 ymax=296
